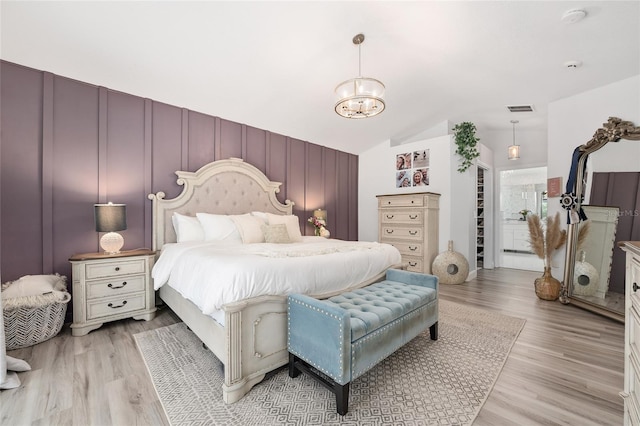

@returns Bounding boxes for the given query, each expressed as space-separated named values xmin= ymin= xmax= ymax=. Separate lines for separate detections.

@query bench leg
xmin=336 ymin=382 xmax=350 ymax=416
xmin=430 ymin=321 xmax=438 ymax=340
xmin=289 ymin=353 xmax=300 ymax=378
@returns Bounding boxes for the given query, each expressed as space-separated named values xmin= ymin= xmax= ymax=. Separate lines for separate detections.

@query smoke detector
xmin=564 ymin=60 xmax=583 ymax=69
xmin=561 ymin=9 xmax=587 ymax=24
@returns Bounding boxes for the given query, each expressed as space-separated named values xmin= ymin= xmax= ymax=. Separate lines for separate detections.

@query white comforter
xmin=152 ymin=236 xmax=401 ymax=315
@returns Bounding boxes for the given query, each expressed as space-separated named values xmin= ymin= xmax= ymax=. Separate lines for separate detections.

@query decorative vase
xmin=534 ymin=267 xmax=561 ymax=301
xmin=431 ymin=240 xmax=469 ymax=285
xmin=572 ymin=251 xmax=599 ymax=297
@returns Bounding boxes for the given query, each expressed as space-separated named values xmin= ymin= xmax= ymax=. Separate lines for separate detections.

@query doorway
xmin=499 ymin=167 xmax=547 ymax=271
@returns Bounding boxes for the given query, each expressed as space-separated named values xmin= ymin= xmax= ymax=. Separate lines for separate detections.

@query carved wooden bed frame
xmin=148 ymin=158 xmax=386 ymax=403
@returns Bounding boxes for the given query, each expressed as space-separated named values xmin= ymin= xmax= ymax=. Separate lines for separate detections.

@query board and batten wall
xmin=0 ymin=60 xmax=358 ymax=283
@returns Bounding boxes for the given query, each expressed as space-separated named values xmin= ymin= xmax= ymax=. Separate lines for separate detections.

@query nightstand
xmin=69 ymin=249 xmax=157 ymax=336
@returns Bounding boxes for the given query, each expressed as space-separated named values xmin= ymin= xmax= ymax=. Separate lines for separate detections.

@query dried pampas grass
xmin=526 ymin=212 xmax=567 ymax=268
xmin=527 ymin=215 xmax=545 ymax=259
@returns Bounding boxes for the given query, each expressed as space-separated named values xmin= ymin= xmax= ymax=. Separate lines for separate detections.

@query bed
xmin=148 ymin=158 xmax=401 ymax=403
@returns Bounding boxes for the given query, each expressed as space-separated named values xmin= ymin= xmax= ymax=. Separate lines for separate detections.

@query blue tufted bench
xmin=287 ymin=268 xmax=438 ymax=415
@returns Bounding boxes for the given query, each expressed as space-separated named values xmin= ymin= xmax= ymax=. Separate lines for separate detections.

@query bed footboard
xmin=158 ymin=285 xmax=289 ymax=403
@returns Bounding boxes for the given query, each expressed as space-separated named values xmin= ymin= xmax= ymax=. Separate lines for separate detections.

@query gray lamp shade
xmin=94 ymin=203 xmax=127 ymax=232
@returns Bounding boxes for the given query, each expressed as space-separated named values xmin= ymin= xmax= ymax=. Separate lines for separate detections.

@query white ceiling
xmin=1 ymin=1 xmax=639 ymax=155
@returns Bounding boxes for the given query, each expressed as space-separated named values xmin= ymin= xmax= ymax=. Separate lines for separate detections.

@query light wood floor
xmin=1 ymin=268 xmax=624 ymax=425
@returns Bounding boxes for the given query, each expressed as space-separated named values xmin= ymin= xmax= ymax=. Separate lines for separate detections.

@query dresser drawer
xmin=381 ymin=211 xmax=423 ymax=224
xmin=403 ymin=258 xmax=423 ymax=273
xmin=628 ymin=350 xmax=640 ymax=426
xmin=86 ymin=293 xmax=146 ymax=320
xmin=631 ymin=256 xmax=640 ymax=313
xmin=86 ymin=275 xmax=146 ymax=299
xmin=381 ymin=226 xmax=423 ymax=241
xmin=379 ymin=194 xmax=424 ymax=208
xmin=85 ymin=258 xmax=147 ymax=279
xmin=384 ymin=241 xmax=423 ymax=256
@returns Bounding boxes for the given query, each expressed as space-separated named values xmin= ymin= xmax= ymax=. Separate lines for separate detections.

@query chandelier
xmin=334 ymin=33 xmax=385 ymax=119
xmin=508 ymin=120 xmax=520 ymax=160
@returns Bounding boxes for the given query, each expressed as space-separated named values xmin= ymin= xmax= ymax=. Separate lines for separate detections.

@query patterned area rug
xmin=134 ymin=300 xmax=525 ymax=425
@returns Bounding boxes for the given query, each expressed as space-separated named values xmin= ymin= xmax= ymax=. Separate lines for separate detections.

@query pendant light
xmin=334 ymin=33 xmax=385 ymax=119
xmin=508 ymin=120 xmax=520 ymax=160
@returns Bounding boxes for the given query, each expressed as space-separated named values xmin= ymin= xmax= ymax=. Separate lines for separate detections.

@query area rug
xmin=134 ymin=300 xmax=525 ymax=425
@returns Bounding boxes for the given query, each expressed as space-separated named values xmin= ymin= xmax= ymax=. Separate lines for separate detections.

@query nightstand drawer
xmin=381 ymin=226 xmax=423 ymax=240
xmin=87 ymin=293 xmax=146 ymax=320
xmin=86 ymin=275 xmax=146 ymax=299
xmin=85 ymin=258 xmax=146 ymax=279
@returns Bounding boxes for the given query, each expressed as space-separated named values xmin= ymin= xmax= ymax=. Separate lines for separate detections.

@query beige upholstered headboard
xmin=148 ymin=158 xmax=293 ymax=250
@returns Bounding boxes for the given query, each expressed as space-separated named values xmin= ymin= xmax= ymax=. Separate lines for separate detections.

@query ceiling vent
xmin=506 ymin=105 xmax=535 ymax=113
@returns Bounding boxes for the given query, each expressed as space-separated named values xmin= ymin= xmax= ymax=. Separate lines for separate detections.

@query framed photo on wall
xmin=395 ymin=149 xmax=430 ymax=187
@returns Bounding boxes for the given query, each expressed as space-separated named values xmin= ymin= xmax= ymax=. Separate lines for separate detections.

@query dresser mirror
xmin=561 ymin=117 xmax=640 ymax=322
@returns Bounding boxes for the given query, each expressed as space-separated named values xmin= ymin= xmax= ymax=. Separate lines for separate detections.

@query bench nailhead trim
xmin=288 ymin=298 xmax=344 ymax=382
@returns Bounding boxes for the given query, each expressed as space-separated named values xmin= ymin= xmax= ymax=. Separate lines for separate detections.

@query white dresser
xmin=621 ymin=241 xmax=640 ymax=425
xmin=69 ymin=249 xmax=157 ymax=336
xmin=377 ymin=192 xmax=440 ymax=274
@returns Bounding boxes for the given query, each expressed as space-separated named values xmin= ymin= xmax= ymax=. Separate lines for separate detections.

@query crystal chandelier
xmin=334 ymin=34 xmax=385 ymax=119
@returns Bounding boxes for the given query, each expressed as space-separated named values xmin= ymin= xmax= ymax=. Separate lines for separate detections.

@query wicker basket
xmin=3 ymin=291 xmax=71 ymax=350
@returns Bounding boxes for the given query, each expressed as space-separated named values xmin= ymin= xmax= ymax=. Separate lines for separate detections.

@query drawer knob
xmin=386 ymin=214 xmax=394 ymax=219
xmin=634 ymin=282 xmax=639 ymax=292
xmin=387 ymin=201 xmax=391 ymax=204
xmin=409 ymin=230 xmax=418 ymax=235
xmin=115 ymin=267 xmax=120 ymax=271
xmin=409 ymin=246 xmax=417 ymax=251
xmin=107 ymin=282 xmax=127 ymax=289
xmin=108 ymin=301 xmax=128 ymax=309
xmin=409 ymin=215 xmax=418 ymax=219
xmin=409 ymin=262 xmax=417 ymax=267
xmin=386 ymin=229 xmax=394 ymax=234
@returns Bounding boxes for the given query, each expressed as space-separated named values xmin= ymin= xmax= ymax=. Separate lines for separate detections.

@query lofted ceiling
xmin=1 ymin=1 xmax=639 ymax=155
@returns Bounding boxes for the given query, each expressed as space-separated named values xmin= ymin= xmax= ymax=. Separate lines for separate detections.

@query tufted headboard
xmin=148 ymin=158 xmax=294 ymax=250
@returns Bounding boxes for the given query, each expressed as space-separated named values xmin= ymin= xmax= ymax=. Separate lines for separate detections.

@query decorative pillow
xmin=1 ymin=274 xmax=67 ymax=299
xmin=230 ymin=214 xmax=265 ymax=244
xmin=196 ymin=213 xmax=242 ymax=242
xmin=266 ymin=213 xmax=303 ymax=242
xmin=262 ymin=224 xmax=292 ymax=244
xmin=172 ymin=213 xmax=205 ymax=242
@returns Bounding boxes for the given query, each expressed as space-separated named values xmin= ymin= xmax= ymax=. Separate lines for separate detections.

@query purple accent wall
xmin=0 ymin=60 xmax=358 ymax=284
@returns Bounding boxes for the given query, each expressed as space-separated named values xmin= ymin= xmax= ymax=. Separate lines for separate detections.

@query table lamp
xmin=95 ymin=202 xmax=127 ymax=254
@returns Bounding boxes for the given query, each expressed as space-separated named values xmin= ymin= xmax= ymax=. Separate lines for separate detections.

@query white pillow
xmin=266 ymin=213 xmax=303 ymax=242
xmin=172 ymin=213 xmax=205 ymax=243
xmin=230 ymin=214 xmax=265 ymax=244
xmin=251 ymin=211 xmax=269 ymax=224
xmin=1 ymin=274 xmax=67 ymax=299
xmin=196 ymin=213 xmax=242 ymax=242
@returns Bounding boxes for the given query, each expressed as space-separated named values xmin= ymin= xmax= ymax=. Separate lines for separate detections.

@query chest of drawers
xmin=622 ymin=242 xmax=640 ymax=425
xmin=69 ymin=249 xmax=156 ymax=336
xmin=377 ymin=193 xmax=440 ymax=274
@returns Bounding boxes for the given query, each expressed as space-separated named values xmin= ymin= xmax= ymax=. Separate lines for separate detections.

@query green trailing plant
xmin=452 ymin=122 xmax=480 ymax=172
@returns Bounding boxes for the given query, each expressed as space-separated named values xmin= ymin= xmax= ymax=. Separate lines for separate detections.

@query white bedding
xmin=152 ymin=236 xmax=401 ymax=315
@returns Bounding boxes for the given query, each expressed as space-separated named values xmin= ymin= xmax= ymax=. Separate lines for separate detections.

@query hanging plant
xmin=452 ymin=122 xmax=480 ymax=172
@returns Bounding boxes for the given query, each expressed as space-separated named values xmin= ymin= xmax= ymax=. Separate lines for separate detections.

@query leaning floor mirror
xmin=561 ymin=117 xmax=640 ymax=322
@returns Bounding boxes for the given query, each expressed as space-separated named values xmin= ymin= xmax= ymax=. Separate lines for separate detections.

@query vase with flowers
xmin=527 ymin=212 xmax=567 ymax=300
xmin=519 ymin=209 xmax=531 ymax=221
xmin=308 ymin=217 xmax=330 ymax=238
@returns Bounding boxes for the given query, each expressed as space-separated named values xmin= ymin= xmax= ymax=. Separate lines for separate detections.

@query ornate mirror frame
xmin=560 ymin=117 xmax=640 ymax=321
